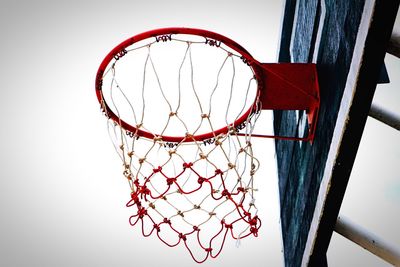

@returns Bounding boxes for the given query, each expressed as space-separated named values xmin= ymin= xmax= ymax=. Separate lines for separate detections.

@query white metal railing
xmin=369 ymin=103 xmax=400 ymax=131
xmin=335 ymin=215 xmax=400 ymax=266
xmin=387 ymin=30 xmax=400 ymax=58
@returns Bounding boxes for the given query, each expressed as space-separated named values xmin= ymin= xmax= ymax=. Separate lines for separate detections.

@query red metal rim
xmin=95 ymin=27 xmax=262 ymax=143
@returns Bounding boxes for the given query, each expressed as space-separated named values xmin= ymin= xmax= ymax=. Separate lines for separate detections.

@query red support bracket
xmin=253 ymin=63 xmax=320 ymax=142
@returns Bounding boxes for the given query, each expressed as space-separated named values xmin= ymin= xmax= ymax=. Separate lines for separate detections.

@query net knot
xmin=197 ymin=177 xmax=206 ymax=184
xmin=221 ymin=189 xmax=231 ymax=198
xmin=237 ymin=187 xmax=245 ymax=193
xmin=138 ymin=158 xmax=146 ymax=164
xmin=228 ymin=163 xmax=236 ymax=169
xmin=179 ymin=233 xmax=187 ymax=241
xmin=193 ymin=226 xmax=200 ymax=231
xmin=127 ymin=151 xmax=134 ymax=157
xmin=124 ymin=173 xmax=132 ymax=181
xmin=127 ymin=192 xmax=141 ymax=207
xmin=205 ymin=248 xmax=213 ymax=253
xmin=139 ymin=185 xmax=150 ymax=196
xmin=154 ymin=224 xmax=161 ymax=232
xmin=201 ymin=113 xmax=209 ymax=119
xmin=250 ymin=227 xmax=259 ymax=237
xmin=167 ymin=178 xmax=177 ymax=185
xmin=249 ymin=216 xmax=260 ymax=236
xmin=130 ymin=191 xmax=139 ymax=202
xmin=199 ymin=153 xmax=207 ymax=159
xmin=225 ymin=223 xmax=233 ymax=229
xmin=249 ymin=215 xmax=259 ymax=226
xmin=183 ymin=162 xmax=193 ymax=169
xmin=163 ymin=218 xmax=171 ymax=224
xmin=153 ymin=166 xmax=162 ymax=173
xmin=169 ymin=111 xmax=176 ymax=117
xmin=215 ymin=169 xmax=223 ymax=175
xmin=138 ymin=207 xmax=147 ymax=218
xmin=177 ymin=210 xmax=184 ymax=217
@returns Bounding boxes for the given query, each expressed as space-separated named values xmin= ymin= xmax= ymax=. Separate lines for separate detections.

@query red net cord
xmin=125 ymin=161 xmax=261 ymax=263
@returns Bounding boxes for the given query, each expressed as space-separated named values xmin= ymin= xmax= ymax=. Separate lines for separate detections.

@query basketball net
xmin=98 ymin=31 xmax=262 ymax=263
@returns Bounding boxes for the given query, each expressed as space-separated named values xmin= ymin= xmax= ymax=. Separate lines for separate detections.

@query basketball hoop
xmin=95 ymin=27 xmax=319 ymax=263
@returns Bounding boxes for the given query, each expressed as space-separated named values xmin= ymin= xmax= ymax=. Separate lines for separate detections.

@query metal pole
xmin=335 ymin=215 xmax=400 ymax=266
xmin=369 ymin=103 xmax=400 ymax=131
xmin=387 ymin=30 xmax=400 ymax=58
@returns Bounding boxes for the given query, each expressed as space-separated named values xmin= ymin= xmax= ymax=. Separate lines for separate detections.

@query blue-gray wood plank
xmin=275 ymin=1 xmax=365 ymax=266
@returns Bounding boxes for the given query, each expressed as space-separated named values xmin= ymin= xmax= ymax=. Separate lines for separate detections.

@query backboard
xmin=274 ymin=0 xmax=399 ymax=266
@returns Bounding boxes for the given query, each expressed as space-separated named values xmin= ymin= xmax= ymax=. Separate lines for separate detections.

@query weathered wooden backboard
xmin=274 ymin=1 xmax=399 ymax=266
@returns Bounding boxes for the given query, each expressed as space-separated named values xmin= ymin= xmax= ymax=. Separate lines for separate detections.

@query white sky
xmin=0 ymin=1 xmax=398 ymax=267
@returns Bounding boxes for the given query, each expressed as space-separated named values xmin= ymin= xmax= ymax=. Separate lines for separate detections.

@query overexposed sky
xmin=0 ymin=1 xmax=398 ymax=267
xmin=0 ymin=1 xmax=282 ymax=267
